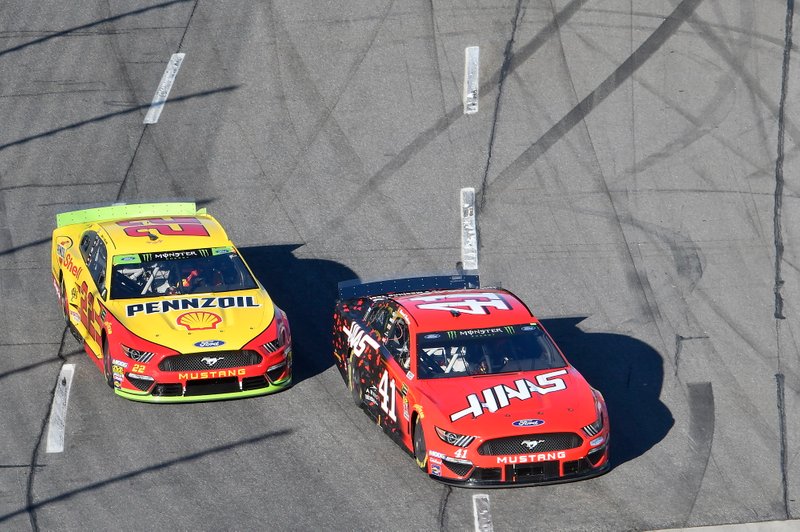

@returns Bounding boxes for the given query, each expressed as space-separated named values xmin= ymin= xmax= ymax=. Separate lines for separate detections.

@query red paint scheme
xmin=333 ymin=284 xmax=610 ymax=487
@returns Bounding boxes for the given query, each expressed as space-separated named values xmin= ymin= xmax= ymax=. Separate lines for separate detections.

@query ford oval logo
xmin=512 ymin=419 xmax=545 ymax=427
xmin=194 ymin=339 xmax=225 ymax=348
xmin=424 ymin=333 xmax=441 ymax=339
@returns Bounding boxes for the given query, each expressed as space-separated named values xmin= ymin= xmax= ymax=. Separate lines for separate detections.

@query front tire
xmin=413 ymin=418 xmax=428 ymax=471
xmin=348 ymin=354 xmax=362 ymax=406
xmin=103 ymin=339 xmax=114 ymax=388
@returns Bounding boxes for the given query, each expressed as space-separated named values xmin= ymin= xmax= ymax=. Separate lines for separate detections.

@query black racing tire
xmin=413 ymin=418 xmax=428 ymax=471
xmin=59 ymin=277 xmax=69 ymax=326
xmin=103 ymin=339 xmax=114 ymax=388
xmin=348 ymin=354 xmax=362 ymax=406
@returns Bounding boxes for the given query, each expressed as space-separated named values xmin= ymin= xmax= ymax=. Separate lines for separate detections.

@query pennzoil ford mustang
xmin=51 ymin=202 xmax=292 ymax=402
xmin=332 ymin=275 xmax=609 ymax=486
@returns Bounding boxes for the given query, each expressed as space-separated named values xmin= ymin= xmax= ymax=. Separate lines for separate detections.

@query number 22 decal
xmin=378 ymin=370 xmax=397 ymax=422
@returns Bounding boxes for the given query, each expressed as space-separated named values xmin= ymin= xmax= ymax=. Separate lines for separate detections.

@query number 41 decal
xmin=378 ymin=370 xmax=397 ymax=422
xmin=409 ymin=292 xmax=510 ymax=315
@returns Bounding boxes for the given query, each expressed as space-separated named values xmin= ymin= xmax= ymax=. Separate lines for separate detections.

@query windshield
xmin=416 ymin=324 xmax=566 ymax=379
xmin=110 ymin=247 xmax=257 ymax=299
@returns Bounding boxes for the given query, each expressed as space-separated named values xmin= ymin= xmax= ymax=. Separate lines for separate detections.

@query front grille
xmin=443 ymin=461 xmax=473 ymax=477
xmin=564 ymin=459 xmax=592 ymax=475
xmin=127 ymin=374 xmax=153 ymax=391
xmin=242 ymin=376 xmax=269 ymax=391
xmin=471 ymin=467 xmax=502 ymax=482
xmin=185 ymin=377 xmax=239 ymax=396
xmin=478 ymin=432 xmax=582 ymax=456
xmin=505 ymin=460 xmax=560 ymax=483
xmin=152 ymin=383 xmax=183 ymax=396
xmin=159 ymin=350 xmax=262 ymax=371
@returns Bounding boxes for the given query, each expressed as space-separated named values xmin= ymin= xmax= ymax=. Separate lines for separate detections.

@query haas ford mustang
xmin=51 ymin=202 xmax=292 ymax=402
xmin=333 ymin=275 xmax=609 ymax=486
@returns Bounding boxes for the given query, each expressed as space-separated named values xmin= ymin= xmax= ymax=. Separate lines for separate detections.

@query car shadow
xmin=239 ymin=245 xmax=356 ymax=385
xmin=540 ymin=317 xmax=674 ymax=468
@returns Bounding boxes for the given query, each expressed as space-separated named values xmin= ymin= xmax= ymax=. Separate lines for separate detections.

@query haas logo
xmin=343 ymin=322 xmax=379 ymax=357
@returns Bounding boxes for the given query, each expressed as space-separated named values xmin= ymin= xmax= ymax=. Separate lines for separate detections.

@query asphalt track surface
xmin=0 ymin=1 xmax=798 ymax=531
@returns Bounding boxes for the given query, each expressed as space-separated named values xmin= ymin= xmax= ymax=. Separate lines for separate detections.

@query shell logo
xmin=176 ymin=311 xmax=222 ymax=331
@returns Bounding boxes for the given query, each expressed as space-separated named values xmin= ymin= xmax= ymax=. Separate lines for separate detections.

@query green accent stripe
xmin=56 ymin=202 xmax=198 ymax=228
xmin=113 ymin=379 xmax=291 ymax=403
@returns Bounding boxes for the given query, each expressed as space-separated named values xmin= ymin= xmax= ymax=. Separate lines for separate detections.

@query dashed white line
xmin=461 ymin=187 xmax=479 ymax=271
xmin=463 ymin=46 xmax=480 ymax=114
xmin=144 ymin=53 xmax=186 ymax=124
xmin=472 ymin=493 xmax=493 ymax=532
xmin=45 ymin=364 xmax=75 ymax=454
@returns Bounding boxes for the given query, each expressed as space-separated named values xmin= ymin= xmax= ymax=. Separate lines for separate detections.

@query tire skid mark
xmin=776 ymin=372 xmax=790 ymax=518
xmin=477 ymin=0 xmax=524 ymax=211
xmin=437 ymin=485 xmax=452 ymax=532
xmin=24 ymin=327 xmax=70 ymax=532
xmin=683 ymin=382 xmax=715 ymax=526
xmin=773 ymin=0 xmax=793 ymax=321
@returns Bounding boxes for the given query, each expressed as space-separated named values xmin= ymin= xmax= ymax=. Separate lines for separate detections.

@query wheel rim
xmin=414 ymin=420 xmax=427 ymax=470
xmin=60 ymin=279 xmax=69 ymax=324
xmin=349 ymin=356 xmax=362 ymax=405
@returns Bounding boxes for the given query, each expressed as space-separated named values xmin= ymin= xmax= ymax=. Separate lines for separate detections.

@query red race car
xmin=332 ymin=275 xmax=609 ymax=486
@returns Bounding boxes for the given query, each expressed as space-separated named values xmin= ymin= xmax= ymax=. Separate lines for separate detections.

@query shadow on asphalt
xmin=541 ymin=317 xmax=674 ymax=468
xmin=240 ymin=245 xmax=356 ymax=386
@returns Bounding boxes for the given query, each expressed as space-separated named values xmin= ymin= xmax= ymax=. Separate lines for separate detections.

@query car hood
xmin=415 ymin=368 xmax=597 ymax=435
xmin=107 ymin=289 xmax=275 ymax=352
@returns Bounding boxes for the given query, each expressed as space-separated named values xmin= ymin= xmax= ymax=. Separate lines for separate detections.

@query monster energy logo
xmin=448 ymin=331 xmax=457 ymax=339
xmin=140 ymin=248 xmax=213 ymax=262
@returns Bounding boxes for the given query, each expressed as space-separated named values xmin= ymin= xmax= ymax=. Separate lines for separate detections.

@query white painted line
xmin=46 ymin=364 xmax=76 ymax=453
xmin=144 ymin=53 xmax=186 ymax=124
xmin=463 ymin=46 xmax=480 ymax=114
xmin=472 ymin=494 xmax=493 ymax=532
xmin=461 ymin=187 xmax=479 ymax=271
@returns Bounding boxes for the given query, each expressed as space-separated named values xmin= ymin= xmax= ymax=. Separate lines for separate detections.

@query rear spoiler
xmin=56 ymin=202 xmax=204 ymax=228
xmin=338 ymin=274 xmax=480 ymax=300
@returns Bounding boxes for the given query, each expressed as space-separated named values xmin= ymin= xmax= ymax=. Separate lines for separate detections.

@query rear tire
xmin=413 ymin=418 xmax=428 ymax=471
xmin=103 ymin=339 xmax=114 ymax=388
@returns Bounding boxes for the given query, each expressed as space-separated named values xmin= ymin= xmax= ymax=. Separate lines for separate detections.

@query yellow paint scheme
xmin=51 ymin=203 xmax=273 ymax=358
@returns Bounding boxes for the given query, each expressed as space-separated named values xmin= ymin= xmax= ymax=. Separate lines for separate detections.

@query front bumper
xmin=115 ymin=375 xmax=291 ymax=403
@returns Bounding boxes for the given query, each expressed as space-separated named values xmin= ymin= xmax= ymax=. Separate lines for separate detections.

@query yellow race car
xmin=51 ymin=202 xmax=292 ymax=402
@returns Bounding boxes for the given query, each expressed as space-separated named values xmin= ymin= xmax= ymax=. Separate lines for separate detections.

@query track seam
xmin=478 ymin=0 xmax=524 ymax=212
xmin=177 ymin=0 xmax=199 ymax=51
xmin=25 ymin=328 xmax=70 ymax=531
xmin=774 ymin=0 xmax=793 ymax=518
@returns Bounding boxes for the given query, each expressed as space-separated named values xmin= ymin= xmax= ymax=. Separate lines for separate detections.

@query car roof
xmin=391 ymin=288 xmax=536 ymax=332
xmin=95 ymin=214 xmax=232 ymax=254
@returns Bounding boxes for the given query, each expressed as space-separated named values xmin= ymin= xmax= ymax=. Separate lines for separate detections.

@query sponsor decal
xmin=428 ymin=450 xmax=447 ymax=459
xmin=520 ymin=439 xmax=545 ymax=450
xmin=431 ymin=464 xmax=442 ymax=476
xmin=112 ymin=359 xmax=128 ymax=369
xmin=201 ymin=356 xmax=225 ymax=367
xmin=512 ymin=419 xmax=545 ymax=428
xmin=62 ymin=252 xmax=83 ymax=278
xmin=497 ymin=451 xmax=566 ymax=464
xmin=117 ymin=217 xmax=209 ymax=238
xmin=403 ymin=397 xmax=410 ymax=421
xmin=194 ymin=339 xmax=225 ymax=348
xmin=177 ymin=311 xmax=222 ymax=331
xmin=521 ymin=324 xmax=538 ymax=331
xmin=363 ymin=386 xmax=379 ymax=406
xmin=342 ymin=321 xmax=379 ymax=357
xmin=112 ymin=365 xmax=126 ymax=374
xmin=449 ymin=369 xmax=568 ymax=422
xmin=69 ymin=309 xmax=81 ymax=323
xmin=423 ymin=333 xmax=441 ymax=340
xmin=56 ymin=236 xmax=73 ymax=259
xmin=429 ymin=457 xmax=443 ymax=465
xmin=126 ymin=296 xmax=260 ymax=317
xmin=405 ymin=371 xmax=414 ymax=380
xmin=410 ymin=292 xmax=511 ymax=315
xmin=178 ymin=369 xmax=246 ymax=380
xmin=590 ymin=436 xmax=605 ymax=447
